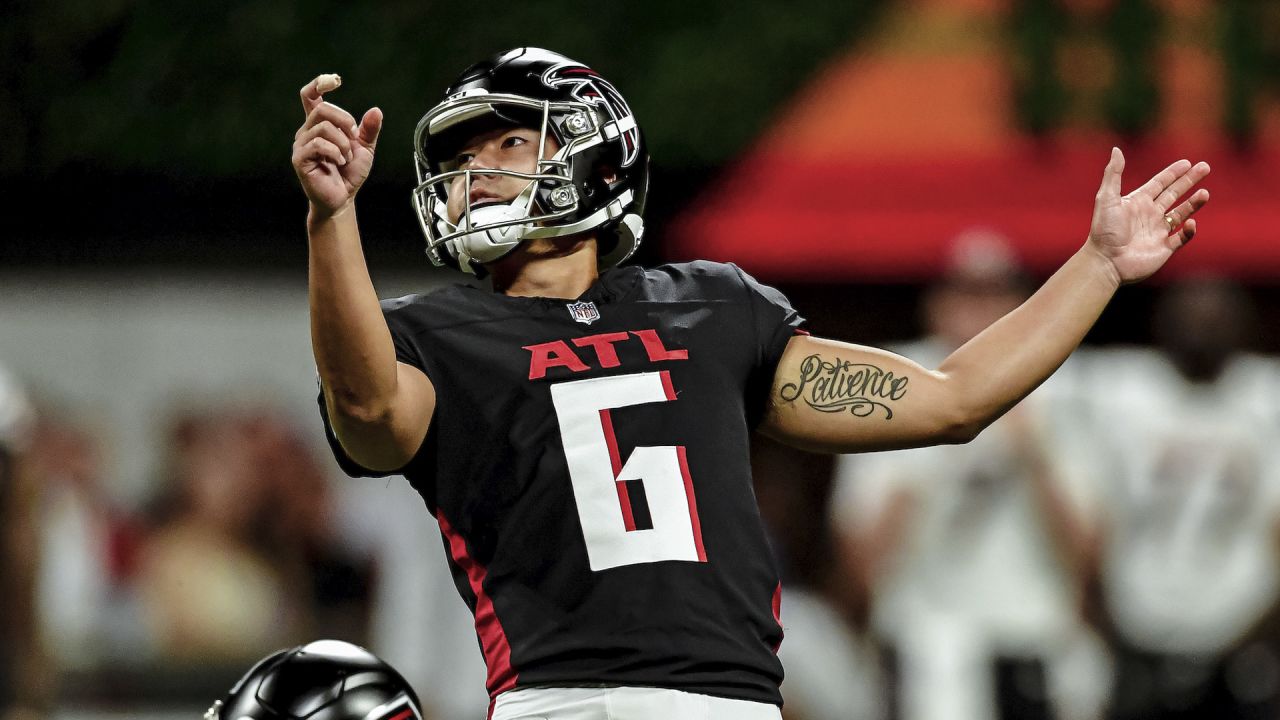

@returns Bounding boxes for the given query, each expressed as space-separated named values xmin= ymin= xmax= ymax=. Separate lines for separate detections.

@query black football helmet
xmin=412 ymin=47 xmax=649 ymax=274
xmin=204 ymin=640 xmax=423 ymax=720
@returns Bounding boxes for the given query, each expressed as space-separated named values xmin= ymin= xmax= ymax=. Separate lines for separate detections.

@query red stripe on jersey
xmin=599 ymin=409 xmax=637 ymax=531
xmin=435 ymin=511 xmax=517 ymax=698
xmin=384 ymin=710 xmax=415 ymax=720
xmin=675 ymin=446 xmax=707 ymax=562
xmin=771 ymin=582 xmax=784 ymax=653
xmin=598 ymin=409 xmax=623 ymax=477
xmin=598 ymin=408 xmax=624 ymax=477
xmin=659 ymin=369 xmax=677 ymax=401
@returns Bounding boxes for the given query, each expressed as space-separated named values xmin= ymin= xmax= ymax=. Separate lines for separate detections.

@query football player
xmin=292 ymin=47 xmax=1210 ymax=719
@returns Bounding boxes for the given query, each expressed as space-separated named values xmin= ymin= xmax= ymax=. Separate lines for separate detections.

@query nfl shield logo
xmin=566 ymin=300 xmax=601 ymax=325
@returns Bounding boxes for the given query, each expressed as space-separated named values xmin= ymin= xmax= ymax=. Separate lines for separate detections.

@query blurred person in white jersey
xmin=0 ymin=366 xmax=50 ymax=720
xmin=1087 ymin=278 xmax=1280 ymax=720
xmin=830 ymin=231 xmax=1111 ymax=720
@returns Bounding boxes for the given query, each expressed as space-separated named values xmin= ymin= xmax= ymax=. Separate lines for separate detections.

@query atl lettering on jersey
xmin=523 ymin=329 xmax=689 ymax=380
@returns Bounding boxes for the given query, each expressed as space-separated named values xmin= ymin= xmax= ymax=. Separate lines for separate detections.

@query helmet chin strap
xmin=448 ymin=175 xmax=542 ymax=272
xmin=450 ymin=203 xmax=529 ymax=269
xmin=445 ymin=153 xmax=640 ymax=273
xmin=523 ymin=188 xmax=634 ymax=240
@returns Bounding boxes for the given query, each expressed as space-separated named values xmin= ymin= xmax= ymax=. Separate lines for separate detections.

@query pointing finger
xmin=317 ymin=74 xmax=341 ymax=93
xmin=300 ymin=73 xmax=342 ymax=114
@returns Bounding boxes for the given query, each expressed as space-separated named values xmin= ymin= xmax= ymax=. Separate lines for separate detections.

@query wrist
xmin=1079 ymin=240 xmax=1122 ymax=290
xmin=308 ymin=200 xmax=355 ymax=230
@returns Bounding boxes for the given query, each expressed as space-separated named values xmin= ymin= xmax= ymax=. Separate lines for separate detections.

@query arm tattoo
xmin=778 ymin=354 xmax=909 ymax=419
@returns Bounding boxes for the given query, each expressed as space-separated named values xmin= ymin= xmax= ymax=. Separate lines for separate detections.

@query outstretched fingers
xmin=1135 ymin=158 xmax=1193 ymax=200
xmin=1162 ymin=188 xmax=1210 ymax=235
xmin=1154 ymin=161 xmax=1211 ymax=210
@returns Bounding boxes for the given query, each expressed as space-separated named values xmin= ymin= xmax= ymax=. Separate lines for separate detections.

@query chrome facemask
xmin=411 ymin=92 xmax=610 ymax=274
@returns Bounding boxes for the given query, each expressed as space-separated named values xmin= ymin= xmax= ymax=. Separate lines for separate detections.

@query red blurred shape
xmin=666 ymin=1 xmax=1280 ymax=281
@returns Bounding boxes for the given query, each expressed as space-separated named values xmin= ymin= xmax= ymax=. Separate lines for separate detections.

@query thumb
xmin=358 ymin=107 xmax=383 ymax=149
xmin=1098 ymin=146 xmax=1124 ymax=199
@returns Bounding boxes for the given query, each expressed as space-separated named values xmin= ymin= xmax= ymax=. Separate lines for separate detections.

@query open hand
xmin=291 ymin=74 xmax=383 ymax=218
xmin=1088 ymin=147 xmax=1211 ymax=284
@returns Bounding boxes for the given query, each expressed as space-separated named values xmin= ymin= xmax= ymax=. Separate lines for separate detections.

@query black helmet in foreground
xmin=412 ymin=47 xmax=649 ymax=274
xmin=205 ymin=640 xmax=422 ymax=720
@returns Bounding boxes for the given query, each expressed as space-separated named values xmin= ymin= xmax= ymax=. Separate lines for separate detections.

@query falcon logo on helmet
xmin=541 ymin=63 xmax=641 ymax=169
xmin=411 ymin=48 xmax=649 ymax=276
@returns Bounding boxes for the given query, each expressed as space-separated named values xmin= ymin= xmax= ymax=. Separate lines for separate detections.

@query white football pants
xmin=490 ymin=686 xmax=783 ymax=720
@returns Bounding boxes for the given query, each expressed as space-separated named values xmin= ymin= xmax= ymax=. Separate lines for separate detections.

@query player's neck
xmin=489 ymin=235 xmax=600 ymax=299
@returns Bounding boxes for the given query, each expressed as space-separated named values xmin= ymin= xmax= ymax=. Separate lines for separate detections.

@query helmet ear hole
xmin=582 ymin=163 xmax=617 ymax=201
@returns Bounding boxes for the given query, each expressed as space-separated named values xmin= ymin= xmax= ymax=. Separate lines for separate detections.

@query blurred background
xmin=3 ymin=0 xmax=1280 ymax=718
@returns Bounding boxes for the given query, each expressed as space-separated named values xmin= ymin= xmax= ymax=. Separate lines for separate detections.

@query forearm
xmin=765 ymin=150 xmax=1208 ymax=454
xmin=938 ymin=243 xmax=1119 ymax=431
xmin=308 ymin=204 xmax=398 ymax=419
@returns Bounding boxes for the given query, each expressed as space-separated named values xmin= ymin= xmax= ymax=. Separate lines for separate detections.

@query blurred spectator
xmin=134 ymin=412 xmax=305 ymax=664
xmin=775 ymin=587 xmax=886 ymax=720
xmin=28 ymin=412 xmax=144 ymax=672
xmin=334 ymin=475 xmax=490 ymax=720
xmin=1087 ymin=278 xmax=1280 ymax=720
xmin=751 ymin=437 xmax=886 ymax=720
xmin=830 ymin=231 xmax=1110 ymax=720
xmin=0 ymin=366 xmax=51 ymax=719
xmin=242 ymin=409 xmax=374 ymax=643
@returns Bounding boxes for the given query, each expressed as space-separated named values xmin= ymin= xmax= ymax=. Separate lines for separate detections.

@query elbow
xmin=941 ymin=421 xmax=985 ymax=445
xmin=327 ymin=389 xmax=394 ymax=428
xmin=935 ymin=403 xmax=990 ymax=445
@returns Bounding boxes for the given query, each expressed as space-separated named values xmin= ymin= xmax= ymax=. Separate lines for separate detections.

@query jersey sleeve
xmin=729 ymin=263 xmax=807 ymax=426
xmin=317 ymin=301 xmax=434 ymax=479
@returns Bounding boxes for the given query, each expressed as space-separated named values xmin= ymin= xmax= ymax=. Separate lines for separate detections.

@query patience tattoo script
xmin=779 ymin=354 xmax=909 ymax=419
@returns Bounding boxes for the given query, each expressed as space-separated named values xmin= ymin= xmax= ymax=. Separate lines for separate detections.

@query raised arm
xmin=293 ymin=74 xmax=435 ymax=471
xmin=761 ymin=148 xmax=1210 ymax=454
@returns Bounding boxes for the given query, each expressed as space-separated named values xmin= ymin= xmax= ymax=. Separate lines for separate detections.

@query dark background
xmin=6 ymin=0 xmax=1279 ymax=351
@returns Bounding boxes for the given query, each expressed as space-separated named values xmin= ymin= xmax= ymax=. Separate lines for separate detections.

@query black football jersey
xmin=319 ymin=260 xmax=805 ymax=706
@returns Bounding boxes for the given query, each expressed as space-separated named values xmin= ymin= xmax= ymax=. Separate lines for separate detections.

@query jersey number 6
xmin=550 ymin=371 xmax=708 ymax=571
